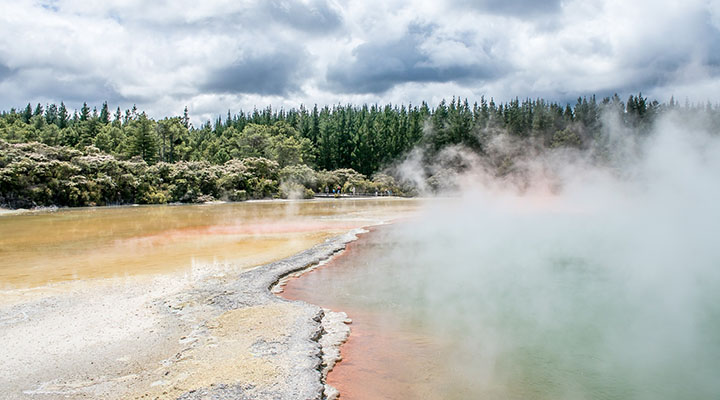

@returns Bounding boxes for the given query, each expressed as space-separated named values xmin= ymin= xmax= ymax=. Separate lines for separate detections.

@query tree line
xmin=1 ymin=94 xmax=718 ymax=208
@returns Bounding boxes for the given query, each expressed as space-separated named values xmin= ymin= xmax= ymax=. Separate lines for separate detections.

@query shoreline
xmin=277 ymin=231 xmax=376 ymax=400
xmin=0 ymin=196 xmax=414 ymax=216
xmin=277 ymin=225 xmax=443 ymax=400
xmin=171 ymin=227 xmax=366 ymax=399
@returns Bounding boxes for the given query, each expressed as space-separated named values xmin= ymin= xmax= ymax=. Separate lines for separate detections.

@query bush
xmin=229 ymin=189 xmax=248 ymax=201
xmin=317 ymin=168 xmax=366 ymax=193
xmin=141 ymin=189 xmax=168 ymax=204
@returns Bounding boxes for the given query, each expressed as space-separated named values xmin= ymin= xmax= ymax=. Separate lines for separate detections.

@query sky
xmin=1 ymin=0 xmax=720 ymax=124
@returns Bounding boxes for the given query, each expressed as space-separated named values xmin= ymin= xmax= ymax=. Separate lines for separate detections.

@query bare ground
xmin=0 ymin=230 xmax=361 ymax=400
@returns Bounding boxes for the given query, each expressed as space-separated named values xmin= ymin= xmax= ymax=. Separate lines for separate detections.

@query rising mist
xmin=353 ymin=111 xmax=720 ymax=398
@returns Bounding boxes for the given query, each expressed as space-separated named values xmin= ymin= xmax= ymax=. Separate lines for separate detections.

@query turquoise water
xmin=293 ymin=196 xmax=720 ymax=399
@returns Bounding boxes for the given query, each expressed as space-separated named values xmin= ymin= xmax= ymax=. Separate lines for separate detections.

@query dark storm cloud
xmin=454 ymin=0 xmax=562 ymax=17
xmin=202 ymin=49 xmax=308 ymax=96
xmin=326 ymin=24 xmax=504 ymax=94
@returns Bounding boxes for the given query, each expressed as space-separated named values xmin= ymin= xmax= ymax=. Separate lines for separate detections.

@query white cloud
xmin=0 ymin=0 xmax=719 ymax=123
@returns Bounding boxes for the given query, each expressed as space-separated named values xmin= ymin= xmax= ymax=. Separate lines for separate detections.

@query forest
xmin=1 ymin=94 xmax=718 ymax=208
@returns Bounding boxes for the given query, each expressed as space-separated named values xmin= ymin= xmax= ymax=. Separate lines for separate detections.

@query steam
xmin=369 ymin=112 xmax=720 ymax=398
xmin=279 ymin=180 xmax=306 ymax=200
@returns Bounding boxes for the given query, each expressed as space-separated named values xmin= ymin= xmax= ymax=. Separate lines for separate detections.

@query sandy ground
xmin=0 ymin=208 xmax=24 ymax=216
xmin=0 ymin=231 xmax=361 ymax=400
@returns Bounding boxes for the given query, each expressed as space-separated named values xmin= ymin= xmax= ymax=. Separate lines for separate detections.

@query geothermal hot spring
xmin=284 ymin=119 xmax=720 ymax=399
xmin=1 ymin=118 xmax=719 ymax=399
xmin=0 ymin=198 xmax=421 ymax=399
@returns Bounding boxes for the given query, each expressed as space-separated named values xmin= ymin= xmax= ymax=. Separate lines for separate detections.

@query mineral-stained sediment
xmin=167 ymin=229 xmax=361 ymax=400
xmin=0 ymin=229 xmax=361 ymax=400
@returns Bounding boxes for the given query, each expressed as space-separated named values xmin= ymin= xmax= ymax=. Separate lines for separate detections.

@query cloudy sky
xmin=1 ymin=0 xmax=719 ymax=123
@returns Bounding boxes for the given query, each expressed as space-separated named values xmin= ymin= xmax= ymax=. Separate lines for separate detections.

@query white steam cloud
xmin=368 ymin=112 xmax=720 ymax=398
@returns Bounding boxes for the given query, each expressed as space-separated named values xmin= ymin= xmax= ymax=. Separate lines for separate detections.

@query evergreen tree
xmin=33 ymin=103 xmax=44 ymax=117
xmin=113 ymin=107 xmax=122 ymax=126
xmin=310 ymin=104 xmax=320 ymax=145
xmin=57 ymin=102 xmax=69 ymax=128
xmin=182 ymin=106 xmax=190 ymax=129
xmin=22 ymin=103 xmax=32 ymax=124
xmin=129 ymin=113 xmax=158 ymax=163
xmin=45 ymin=103 xmax=58 ymax=126
xmin=80 ymin=102 xmax=90 ymax=121
xmin=317 ymin=111 xmax=336 ymax=170
xmin=99 ymin=101 xmax=110 ymax=124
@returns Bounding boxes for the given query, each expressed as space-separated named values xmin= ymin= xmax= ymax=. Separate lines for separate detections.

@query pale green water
xmin=288 ymin=196 xmax=720 ymax=399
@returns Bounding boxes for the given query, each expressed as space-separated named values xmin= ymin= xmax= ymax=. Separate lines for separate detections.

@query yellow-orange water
xmin=0 ymin=198 xmax=419 ymax=289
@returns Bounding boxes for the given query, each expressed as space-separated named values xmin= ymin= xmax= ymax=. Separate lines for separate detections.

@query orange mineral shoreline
xmin=279 ymin=227 xmax=442 ymax=400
